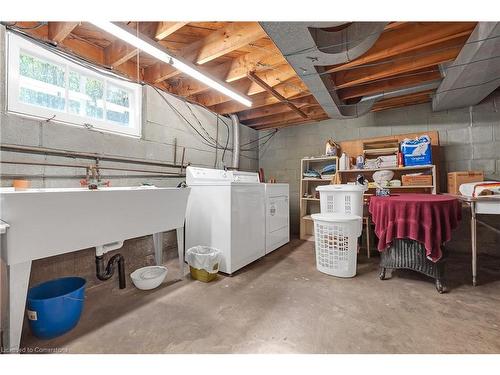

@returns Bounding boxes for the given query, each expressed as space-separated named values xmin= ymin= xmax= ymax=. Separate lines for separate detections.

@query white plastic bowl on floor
xmin=130 ymin=266 xmax=168 ymax=290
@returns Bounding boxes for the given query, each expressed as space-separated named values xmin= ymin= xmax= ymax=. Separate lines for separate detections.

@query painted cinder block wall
xmin=259 ymin=91 xmax=500 ymax=234
xmin=0 ymin=26 xmax=259 ymax=296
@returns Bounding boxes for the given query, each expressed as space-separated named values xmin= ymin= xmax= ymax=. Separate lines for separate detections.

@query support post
xmin=153 ymin=232 xmax=163 ymax=265
xmin=176 ymin=227 xmax=185 ymax=280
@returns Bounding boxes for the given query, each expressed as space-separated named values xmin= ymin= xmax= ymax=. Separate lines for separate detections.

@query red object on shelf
xmin=397 ymin=151 xmax=404 ymax=167
xmin=369 ymin=193 xmax=462 ymax=262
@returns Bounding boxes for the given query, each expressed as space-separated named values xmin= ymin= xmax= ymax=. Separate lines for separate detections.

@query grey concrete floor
xmin=21 ymin=239 xmax=500 ymax=353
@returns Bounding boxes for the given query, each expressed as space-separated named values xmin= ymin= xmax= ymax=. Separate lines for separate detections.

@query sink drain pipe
xmin=95 ymin=241 xmax=126 ymax=289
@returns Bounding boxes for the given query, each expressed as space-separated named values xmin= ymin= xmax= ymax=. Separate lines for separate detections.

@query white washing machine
xmin=185 ymin=167 xmax=265 ymax=274
xmin=264 ymin=183 xmax=290 ymax=254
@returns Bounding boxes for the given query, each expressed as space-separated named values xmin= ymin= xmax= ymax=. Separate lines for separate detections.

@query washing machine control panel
xmin=186 ymin=167 xmax=260 ymax=185
xmin=231 ymin=171 xmax=260 ymax=183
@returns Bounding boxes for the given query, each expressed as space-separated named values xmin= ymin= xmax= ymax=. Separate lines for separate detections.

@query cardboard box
xmin=447 ymin=171 xmax=484 ymax=195
xmin=402 ymin=174 xmax=433 ymax=186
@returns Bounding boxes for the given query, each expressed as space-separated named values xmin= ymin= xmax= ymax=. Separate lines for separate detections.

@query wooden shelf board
xmin=301 ymin=198 xmax=320 ymax=201
xmin=337 ymin=165 xmax=434 ymax=173
xmin=368 ymin=185 xmax=434 ymax=189
xmin=302 ymin=156 xmax=338 ymax=162
xmin=301 ymin=178 xmax=332 ymax=182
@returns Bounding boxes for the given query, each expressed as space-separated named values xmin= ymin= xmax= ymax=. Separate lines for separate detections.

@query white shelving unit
xmin=299 ymin=155 xmax=339 ymax=241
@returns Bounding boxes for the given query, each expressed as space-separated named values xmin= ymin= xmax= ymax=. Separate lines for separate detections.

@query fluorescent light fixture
xmin=91 ymin=21 xmax=252 ymax=107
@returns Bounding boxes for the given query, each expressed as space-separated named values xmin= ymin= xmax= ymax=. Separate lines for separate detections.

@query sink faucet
xmin=80 ymin=164 xmax=109 ymax=190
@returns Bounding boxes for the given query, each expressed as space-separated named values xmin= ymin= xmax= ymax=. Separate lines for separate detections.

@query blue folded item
xmin=303 ymin=169 xmax=321 ymax=178
xmin=320 ymin=164 xmax=337 ymax=175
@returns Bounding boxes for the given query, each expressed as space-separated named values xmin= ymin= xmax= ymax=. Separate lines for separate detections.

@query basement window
xmin=6 ymin=32 xmax=142 ymax=137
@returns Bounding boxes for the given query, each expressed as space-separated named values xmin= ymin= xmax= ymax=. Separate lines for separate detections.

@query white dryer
xmin=264 ymin=183 xmax=290 ymax=254
xmin=185 ymin=167 xmax=265 ymax=274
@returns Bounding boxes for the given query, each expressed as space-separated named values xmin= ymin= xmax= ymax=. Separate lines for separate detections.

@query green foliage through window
xmin=14 ymin=45 xmax=138 ymax=135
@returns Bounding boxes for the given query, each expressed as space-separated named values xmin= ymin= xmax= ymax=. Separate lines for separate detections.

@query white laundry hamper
xmin=311 ymin=213 xmax=362 ymax=277
xmin=316 ymin=184 xmax=367 ymax=217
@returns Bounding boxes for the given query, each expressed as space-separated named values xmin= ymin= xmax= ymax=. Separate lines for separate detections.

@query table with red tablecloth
xmin=368 ymin=193 xmax=462 ymax=292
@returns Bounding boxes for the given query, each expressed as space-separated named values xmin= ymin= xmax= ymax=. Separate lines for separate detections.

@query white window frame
xmin=6 ymin=31 xmax=142 ymax=138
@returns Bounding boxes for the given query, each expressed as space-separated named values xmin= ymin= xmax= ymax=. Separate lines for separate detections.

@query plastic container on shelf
xmin=311 ymin=213 xmax=362 ymax=277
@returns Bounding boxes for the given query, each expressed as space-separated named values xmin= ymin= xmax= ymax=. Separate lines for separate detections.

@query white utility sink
xmin=1 ymin=186 xmax=190 ymax=353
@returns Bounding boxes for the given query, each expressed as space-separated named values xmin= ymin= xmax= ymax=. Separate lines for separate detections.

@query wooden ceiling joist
xmin=337 ymin=68 xmax=442 ymax=101
xmin=211 ymin=79 xmax=310 ymax=114
xmin=144 ymin=22 xmax=267 ymax=83
xmin=253 ymin=113 xmax=328 ymax=131
xmin=246 ymin=106 xmax=324 ymax=127
xmin=247 ymin=71 xmax=308 ymax=119
xmin=104 ymin=41 xmax=137 ymax=67
xmin=371 ymin=89 xmax=434 ymax=112
xmin=155 ymin=22 xmax=188 ymax=40
xmin=238 ymin=95 xmax=318 ymax=121
xmin=326 ymin=22 xmax=476 ymax=74
xmin=48 ymin=22 xmax=79 ymax=43
xmin=333 ymin=36 xmax=468 ymax=90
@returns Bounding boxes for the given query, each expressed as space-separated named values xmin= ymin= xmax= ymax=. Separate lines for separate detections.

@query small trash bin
xmin=27 ymin=277 xmax=86 ymax=339
xmin=311 ymin=213 xmax=362 ymax=278
xmin=186 ymin=246 xmax=222 ymax=282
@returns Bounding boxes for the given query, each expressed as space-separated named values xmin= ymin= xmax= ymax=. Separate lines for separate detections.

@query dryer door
xmin=266 ymin=195 xmax=289 ymax=253
xmin=268 ymin=196 xmax=288 ymax=232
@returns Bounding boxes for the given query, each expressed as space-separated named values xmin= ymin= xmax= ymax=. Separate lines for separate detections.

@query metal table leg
xmin=471 ymin=201 xmax=477 ymax=286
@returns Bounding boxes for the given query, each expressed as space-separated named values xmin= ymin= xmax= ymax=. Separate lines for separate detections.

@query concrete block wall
xmin=0 ymin=26 xmax=259 ymax=298
xmin=259 ymin=91 xmax=500 ymax=234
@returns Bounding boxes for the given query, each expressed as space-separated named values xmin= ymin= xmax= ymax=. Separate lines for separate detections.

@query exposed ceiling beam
xmin=155 ymin=22 xmax=188 ymax=40
xmin=247 ymin=71 xmax=308 ymax=118
xmin=225 ymin=50 xmax=282 ymax=82
xmin=143 ymin=22 xmax=267 ymax=83
xmin=48 ymin=22 xmax=79 ymax=43
xmin=333 ymin=36 xmax=468 ymax=89
xmin=246 ymin=106 xmax=324 ymax=127
xmin=326 ymin=22 xmax=476 ymax=74
xmin=238 ymin=95 xmax=318 ymax=121
xmin=165 ymin=51 xmax=283 ymax=97
xmin=103 ymin=22 xmax=159 ymax=68
xmin=210 ymin=79 xmax=310 ymax=114
xmin=253 ymin=113 xmax=328 ymax=130
xmin=104 ymin=40 xmax=137 ymax=67
xmin=195 ymin=22 xmax=267 ymax=65
xmin=337 ymin=68 xmax=442 ymax=100
xmin=191 ymin=64 xmax=296 ymax=107
xmin=371 ymin=90 xmax=434 ymax=112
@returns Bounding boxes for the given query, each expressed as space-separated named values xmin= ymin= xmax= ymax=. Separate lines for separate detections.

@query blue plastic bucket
xmin=27 ymin=277 xmax=86 ymax=340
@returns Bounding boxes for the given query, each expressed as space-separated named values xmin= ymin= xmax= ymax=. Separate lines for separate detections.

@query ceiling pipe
xmin=433 ymin=22 xmax=500 ymax=111
xmin=229 ymin=114 xmax=240 ymax=170
xmin=260 ymin=22 xmax=388 ymax=119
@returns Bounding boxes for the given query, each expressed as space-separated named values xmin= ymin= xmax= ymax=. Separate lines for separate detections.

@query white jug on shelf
xmin=339 ymin=152 xmax=350 ymax=171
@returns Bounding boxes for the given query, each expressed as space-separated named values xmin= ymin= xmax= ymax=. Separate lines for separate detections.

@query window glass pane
xmin=18 ymin=52 xmax=65 ymax=111
xmin=106 ymin=84 xmax=131 ymax=126
xmin=68 ymin=71 xmax=104 ymax=120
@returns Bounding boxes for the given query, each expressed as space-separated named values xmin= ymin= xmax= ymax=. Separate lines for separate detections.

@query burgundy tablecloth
xmin=369 ymin=194 xmax=462 ymax=262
